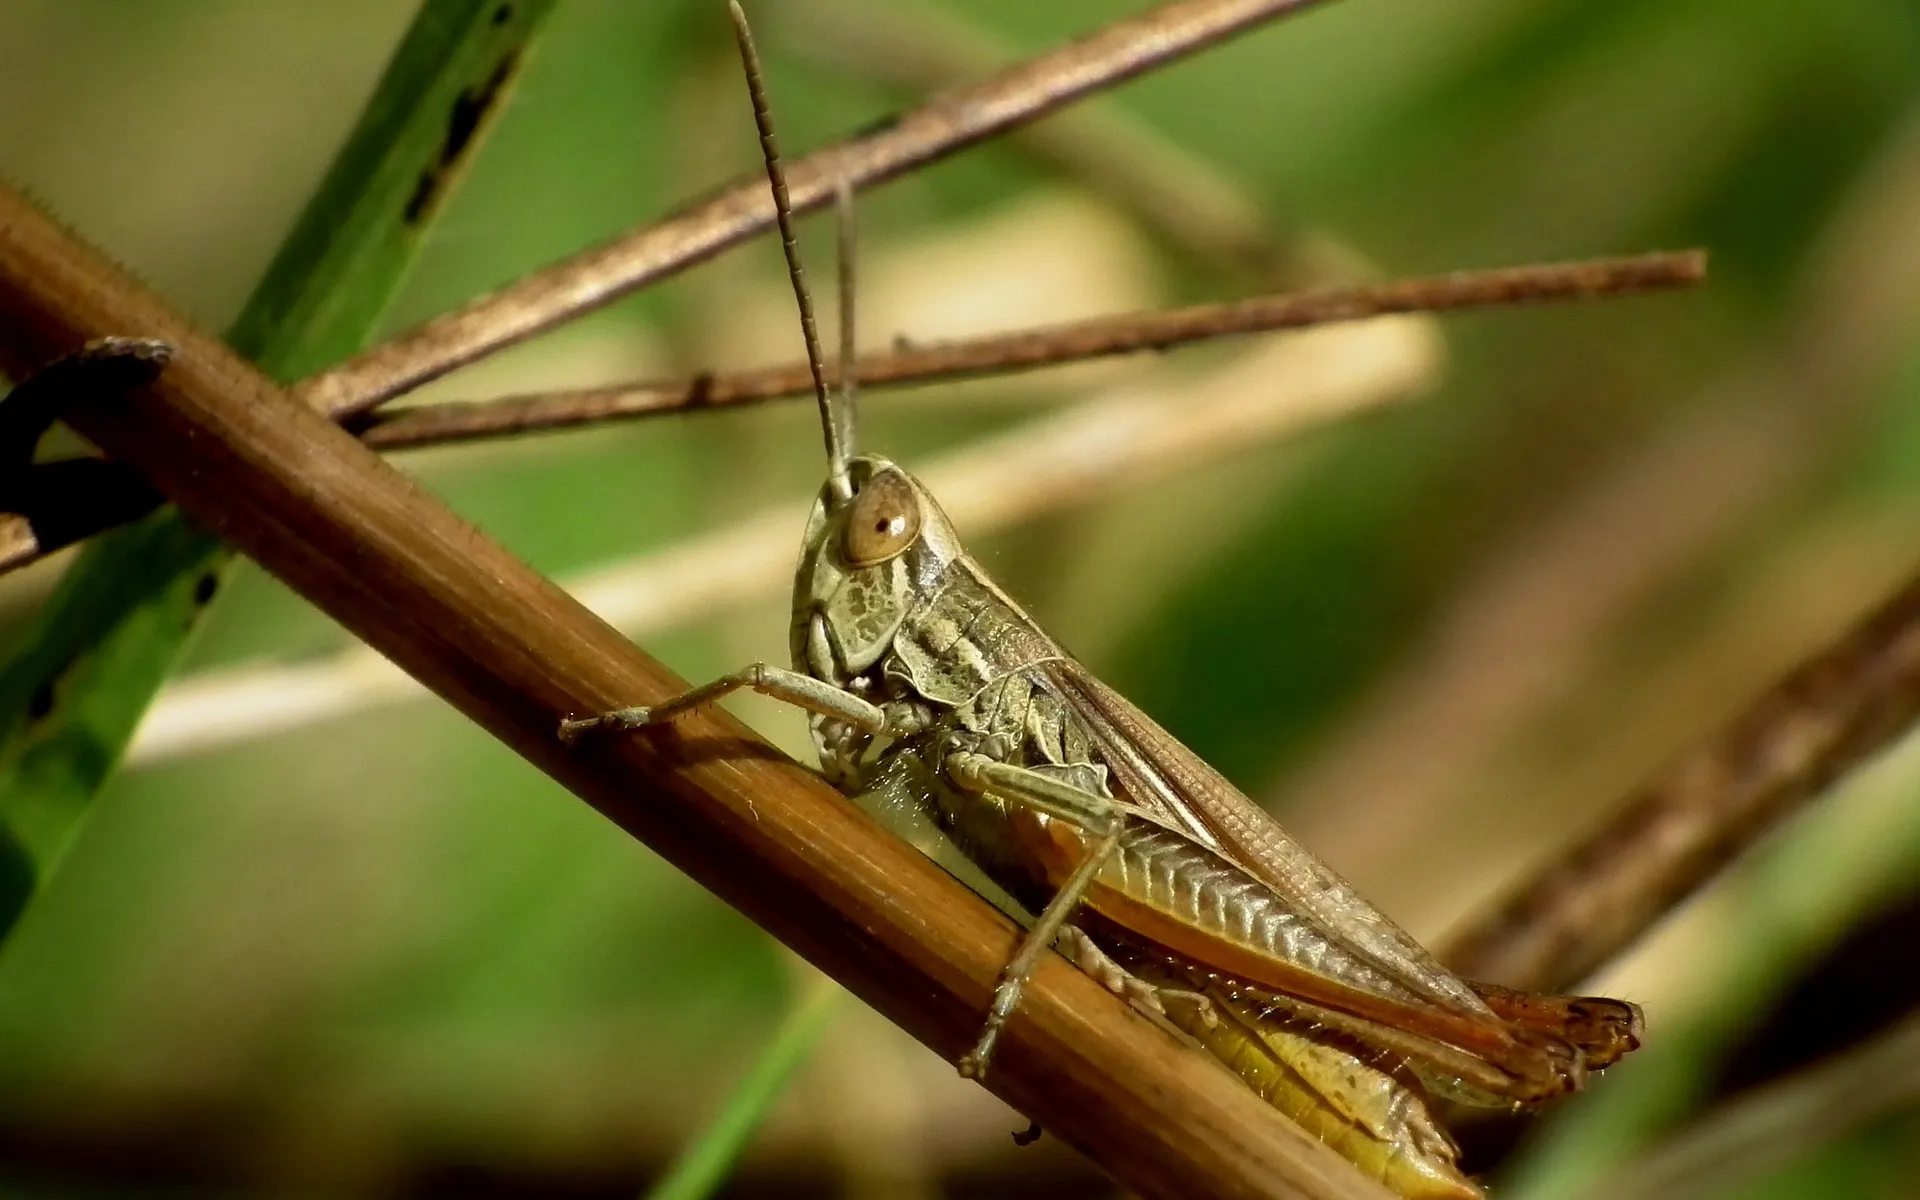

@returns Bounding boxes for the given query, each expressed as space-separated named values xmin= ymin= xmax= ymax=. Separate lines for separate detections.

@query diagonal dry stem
xmin=776 ymin=0 xmax=1302 ymax=279
xmin=292 ymin=0 xmax=1340 ymax=419
xmin=0 ymin=180 xmax=1390 ymax=1200
xmin=1440 ymin=556 xmax=1920 ymax=993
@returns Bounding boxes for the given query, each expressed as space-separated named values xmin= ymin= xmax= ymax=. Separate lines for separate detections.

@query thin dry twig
xmin=0 ymin=182 xmax=1389 ymax=1200
xmin=1441 ymin=556 xmax=1920 ymax=992
xmin=359 ymin=251 xmax=1702 ymax=449
xmin=132 ymin=316 xmax=1440 ymax=763
xmin=778 ymin=0 xmax=1299 ymax=278
xmin=293 ymin=0 xmax=1340 ymax=419
xmin=0 ymin=251 xmax=1703 ymax=580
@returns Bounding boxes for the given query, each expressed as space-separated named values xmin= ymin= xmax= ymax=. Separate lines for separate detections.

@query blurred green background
xmin=2 ymin=0 xmax=1919 ymax=1196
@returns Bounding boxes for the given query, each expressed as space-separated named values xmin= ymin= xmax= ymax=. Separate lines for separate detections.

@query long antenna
xmin=727 ymin=1 xmax=852 ymax=501
xmin=833 ymin=178 xmax=860 ymax=463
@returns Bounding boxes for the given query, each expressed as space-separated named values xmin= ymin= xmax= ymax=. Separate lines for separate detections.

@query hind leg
xmin=1057 ymin=925 xmax=1217 ymax=1029
xmin=942 ymin=752 xmax=1207 ymax=1078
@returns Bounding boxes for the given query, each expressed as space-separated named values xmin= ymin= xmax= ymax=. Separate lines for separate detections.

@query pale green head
xmin=725 ymin=5 xmax=958 ymax=680
xmin=790 ymin=454 xmax=966 ymax=683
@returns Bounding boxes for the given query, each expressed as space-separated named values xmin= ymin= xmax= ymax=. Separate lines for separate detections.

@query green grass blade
xmin=0 ymin=0 xmax=559 ymax=939
xmin=645 ymin=983 xmax=845 ymax=1200
xmin=228 ymin=0 xmax=558 ymax=376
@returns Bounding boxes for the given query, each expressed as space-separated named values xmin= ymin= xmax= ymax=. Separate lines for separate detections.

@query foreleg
xmin=559 ymin=663 xmax=888 ymax=742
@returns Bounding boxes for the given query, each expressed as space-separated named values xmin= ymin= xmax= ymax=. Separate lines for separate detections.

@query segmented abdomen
xmin=1119 ymin=949 xmax=1480 ymax=1200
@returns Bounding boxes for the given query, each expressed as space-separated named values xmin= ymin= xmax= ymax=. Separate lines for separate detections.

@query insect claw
xmin=957 ymin=1040 xmax=994 ymax=1080
xmin=555 ymin=716 xmax=599 ymax=744
xmin=960 ymin=993 xmax=1016 ymax=1079
xmin=558 ymin=705 xmax=658 ymax=745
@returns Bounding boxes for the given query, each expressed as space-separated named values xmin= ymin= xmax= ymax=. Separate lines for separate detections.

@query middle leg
xmin=944 ymin=751 xmax=1130 ymax=1078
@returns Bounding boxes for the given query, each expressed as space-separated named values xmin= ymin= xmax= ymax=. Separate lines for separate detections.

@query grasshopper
xmin=563 ymin=5 xmax=1643 ymax=1196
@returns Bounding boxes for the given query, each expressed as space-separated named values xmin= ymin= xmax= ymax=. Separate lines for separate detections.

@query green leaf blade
xmin=0 ymin=0 xmax=560 ymax=941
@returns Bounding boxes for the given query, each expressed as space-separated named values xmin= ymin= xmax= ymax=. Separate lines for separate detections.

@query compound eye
xmin=842 ymin=470 xmax=923 ymax=567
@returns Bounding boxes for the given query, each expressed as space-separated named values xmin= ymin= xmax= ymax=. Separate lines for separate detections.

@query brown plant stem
xmin=0 ymin=188 xmax=1386 ymax=1200
xmin=359 ymin=250 xmax=1704 ymax=449
xmin=294 ymin=0 xmax=1340 ymax=419
xmin=1442 ymin=555 xmax=1920 ymax=993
